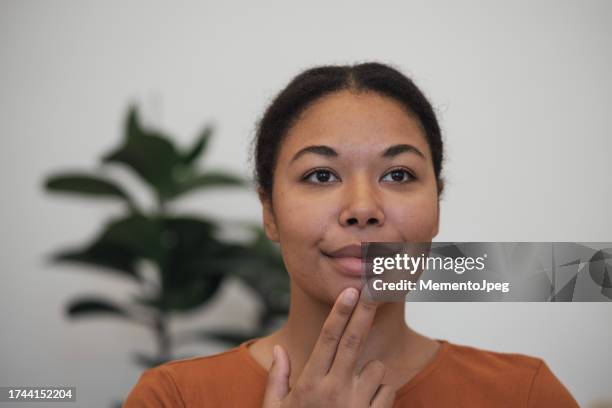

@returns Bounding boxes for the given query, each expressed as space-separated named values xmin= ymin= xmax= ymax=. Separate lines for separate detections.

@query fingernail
xmin=342 ymin=288 xmax=358 ymax=306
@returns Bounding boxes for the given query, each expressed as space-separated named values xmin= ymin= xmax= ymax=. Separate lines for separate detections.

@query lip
xmin=323 ymin=253 xmax=364 ymax=277
xmin=322 ymin=244 xmax=364 ymax=277
xmin=324 ymin=244 xmax=363 ymax=258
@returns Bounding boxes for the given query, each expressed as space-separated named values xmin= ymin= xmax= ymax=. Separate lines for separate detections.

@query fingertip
xmin=264 ymin=344 xmax=290 ymax=404
xmin=273 ymin=344 xmax=290 ymax=375
xmin=341 ymin=287 xmax=359 ymax=306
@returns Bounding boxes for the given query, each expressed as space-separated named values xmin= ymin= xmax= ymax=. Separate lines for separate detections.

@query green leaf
xmin=52 ymin=239 xmax=140 ymax=280
xmin=227 ymin=226 xmax=290 ymax=315
xmin=133 ymin=275 xmax=224 ymax=312
xmin=103 ymin=107 xmax=246 ymax=201
xmin=51 ymin=213 xmax=167 ymax=277
xmin=153 ymin=217 xmax=229 ymax=311
xmin=66 ymin=297 xmax=130 ymax=319
xmin=175 ymin=170 xmax=248 ymax=197
xmin=183 ymin=328 xmax=269 ymax=346
xmin=204 ymin=329 xmax=259 ymax=345
xmin=160 ymin=275 xmax=224 ymax=311
xmin=103 ymin=107 xmax=185 ymax=199
xmin=44 ymin=173 xmax=137 ymax=210
xmin=193 ymin=170 xmax=247 ymax=186
xmin=183 ymin=125 xmax=213 ymax=164
xmin=114 ymin=215 xmax=230 ymax=312
xmin=101 ymin=214 xmax=167 ymax=265
xmin=125 ymin=106 xmax=141 ymax=142
xmin=175 ymin=325 xmax=286 ymax=347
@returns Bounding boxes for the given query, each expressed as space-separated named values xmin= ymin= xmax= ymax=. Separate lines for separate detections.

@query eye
xmin=381 ymin=168 xmax=416 ymax=183
xmin=303 ymin=169 xmax=340 ymax=184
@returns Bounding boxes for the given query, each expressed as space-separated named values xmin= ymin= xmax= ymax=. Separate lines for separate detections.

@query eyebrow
xmin=289 ymin=143 xmax=426 ymax=164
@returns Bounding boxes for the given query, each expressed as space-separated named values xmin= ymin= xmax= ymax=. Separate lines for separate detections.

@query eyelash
xmin=301 ymin=167 xmax=417 ymax=185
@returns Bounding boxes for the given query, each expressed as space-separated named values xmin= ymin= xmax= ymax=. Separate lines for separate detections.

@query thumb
xmin=262 ymin=344 xmax=291 ymax=407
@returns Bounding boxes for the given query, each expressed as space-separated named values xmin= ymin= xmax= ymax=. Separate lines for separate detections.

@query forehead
xmin=279 ymin=90 xmax=431 ymax=161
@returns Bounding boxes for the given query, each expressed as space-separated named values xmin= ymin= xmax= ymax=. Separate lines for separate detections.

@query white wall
xmin=1 ymin=1 xmax=610 ymax=406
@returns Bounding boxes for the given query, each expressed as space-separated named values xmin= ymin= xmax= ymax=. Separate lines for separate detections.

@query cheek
xmin=273 ymin=187 xmax=350 ymax=303
xmin=276 ymin=192 xmax=325 ymax=239
xmin=386 ymin=192 xmax=438 ymax=241
xmin=274 ymin=190 xmax=329 ymax=273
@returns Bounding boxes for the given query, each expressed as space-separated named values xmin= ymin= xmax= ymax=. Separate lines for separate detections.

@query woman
xmin=124 ymin=62 xmax=579 ymax=407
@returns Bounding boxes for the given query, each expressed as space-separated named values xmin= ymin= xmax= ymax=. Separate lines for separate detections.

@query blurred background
xmin=1 ymin=0 xmax=611 ymax=407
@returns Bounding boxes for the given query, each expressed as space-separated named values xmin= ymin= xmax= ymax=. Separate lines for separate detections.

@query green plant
xmin=43 ymin=106 xmax=289 ymax=368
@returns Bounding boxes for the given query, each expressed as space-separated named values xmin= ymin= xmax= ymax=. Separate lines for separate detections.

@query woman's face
xmin=259 ymin=90 xmax=440 ymax=305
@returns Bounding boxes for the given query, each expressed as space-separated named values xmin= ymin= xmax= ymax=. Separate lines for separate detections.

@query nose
xmin=339 ymin=176 xmax=385 ymax=228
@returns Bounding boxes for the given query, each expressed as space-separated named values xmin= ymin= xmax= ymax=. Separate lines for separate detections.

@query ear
xmin=258 ymin=187 xmax=280 ymax=243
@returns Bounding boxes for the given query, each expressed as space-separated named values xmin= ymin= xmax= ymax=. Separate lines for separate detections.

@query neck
xmin=274 ymin=283 xmax=416 ymax=387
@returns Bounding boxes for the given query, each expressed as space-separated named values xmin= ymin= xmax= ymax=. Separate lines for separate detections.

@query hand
xmin=261 ymin=287 xmax=395 ymax=408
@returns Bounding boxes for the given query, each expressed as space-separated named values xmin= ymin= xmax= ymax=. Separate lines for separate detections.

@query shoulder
xmin=441 ymin=341 xmax=579 ymax=407
xmin=159 ymin=345 xmax=248 ymax=385
xmin=444 ymin=340 xmax=543 ymax=374
xmin=124 ymin=344 xmax=265 ymax=407
xmin=525 ymin=357 xmax=580 ymax=408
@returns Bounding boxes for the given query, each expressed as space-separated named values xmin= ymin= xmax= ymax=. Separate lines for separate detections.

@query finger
xmin=328 ymin=286 xmax=380 ymax=378
xmin=369 ymin=384 xmax=396 ymax=408
xmin=354 ymin=359 xmax=386 ymax=400
xmin=261 ymin=344 xmax=291 ymax=408
xmin=300 ymin=287 xmax=359 ymax=378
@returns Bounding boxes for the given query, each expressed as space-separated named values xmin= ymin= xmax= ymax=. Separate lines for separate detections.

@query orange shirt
xmin=123 ymin=338 xmax=579 ymax=407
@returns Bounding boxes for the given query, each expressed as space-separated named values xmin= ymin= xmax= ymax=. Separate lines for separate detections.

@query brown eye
xmin=381 ymin=168 xmax=415 ymax=183
xmin=303 ymin=169 xmax=339 ymax=184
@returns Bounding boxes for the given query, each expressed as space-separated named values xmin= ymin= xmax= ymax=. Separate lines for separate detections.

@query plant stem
xmin=154 ymin=194 xmax=172 ymax=363
xmin=154 ymin=312 xmax=172 ymax=362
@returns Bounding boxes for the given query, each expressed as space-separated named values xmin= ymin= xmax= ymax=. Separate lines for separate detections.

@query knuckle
xmin=320 ymin=327 xmax=339 ymax=346
xmin=342 ymin=332 xmax=362 ymax=350
xmin=336 ymin=302 xmax=354 ymax=316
